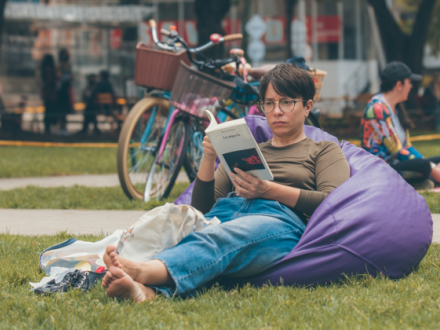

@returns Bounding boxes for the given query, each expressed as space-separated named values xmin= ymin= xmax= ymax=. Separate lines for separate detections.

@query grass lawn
xmin=411 ymin=140 xmax=440 ymax=158
xmin=0 ymin=184 xmax=438 ymax=213
xmin=0 ymin=146 xmax=117 ymax=178
xmin=1 ymin=140 xmax=439 ymax=179
xmin=0 ymin=183 xmax=189 ymax=210
xmin=0 ymin=232 xmax=440 ymax=329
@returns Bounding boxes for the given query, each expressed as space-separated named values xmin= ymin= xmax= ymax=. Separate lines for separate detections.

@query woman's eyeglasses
xmin=257 ymin=99 xmax=303 ymax=114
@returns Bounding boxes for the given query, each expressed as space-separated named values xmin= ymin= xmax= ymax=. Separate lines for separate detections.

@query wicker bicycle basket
xmin=134 ymin=43 xmax=191 ymax=91
xmin=170 ymin=61 xmax=235 ymax=118
xmin=309 ymin=68 xmax=327 ymax=101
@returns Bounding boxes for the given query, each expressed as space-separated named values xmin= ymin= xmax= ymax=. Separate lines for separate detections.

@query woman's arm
xmin=190 ymin=137 xmax=232 ymax=213
xmin=231 ymin=142 xmax=350 ymax=217
xmin=362 ymin=101 xmax=407 ymax=162
xmin=196 ymin=136 xmax=216 ymax=182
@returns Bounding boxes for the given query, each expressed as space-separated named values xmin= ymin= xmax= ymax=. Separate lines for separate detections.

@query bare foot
xmin=104 ymin=245 xmax=173 ymax=287
xmin=106 ymin=249 xmax=150 ymax=284
xmin=102 ymin=266 xmax=156 ymax=303
xmin=103 ymin=245 xmax=120 ymax=270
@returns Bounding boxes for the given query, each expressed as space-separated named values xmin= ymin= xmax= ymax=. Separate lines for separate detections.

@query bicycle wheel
xmin=144 ymin=116 xmax=191 ymax=201
xmin=117 ymin=97 xmax=170 ymax=200
xmin=183 ymin=119 xmax=206 ymax=182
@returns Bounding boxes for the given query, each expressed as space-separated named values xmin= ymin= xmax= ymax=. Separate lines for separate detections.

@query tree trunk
xmin=194 ymin=0 xmax=231 ymax=60
xmin=367 ymin=0 xmax=438 ymax=105
xmin=367 ymin=0 xmax=437 ymax=75
xmin=404 ymin=0 xmax=438 ymax=75
xmin=285 ymin=0 xmax=297 ymax=59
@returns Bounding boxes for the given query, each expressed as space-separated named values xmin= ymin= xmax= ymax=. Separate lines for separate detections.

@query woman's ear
xmin=304 ymin=99 xmax=313 ymax=117
xmin=394 ymin=80 xmax=403 ymax=91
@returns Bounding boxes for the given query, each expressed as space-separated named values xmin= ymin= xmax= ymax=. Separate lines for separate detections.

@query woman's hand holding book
xmin=230 ymin=168 xmax=272 ymax=199
xmin=201 ymin=136 xmax=217 ymax=161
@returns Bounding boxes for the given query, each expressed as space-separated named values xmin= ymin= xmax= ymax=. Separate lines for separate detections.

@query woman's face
xmin=264 ymin=83 xmax=313 ymax=139
xmin=397 ymin=78 xmax=412 ymax=102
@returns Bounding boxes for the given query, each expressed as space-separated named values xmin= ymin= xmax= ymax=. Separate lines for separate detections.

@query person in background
xmin=421 ymin=73 xmax=440 ymax=131
xmin=360 ymin=61 xmax=440 ymax=190
xmin=91 ymin=70 xmax=115 ymax=100
xmin=89 ymin=70 xmax=116 ymax=116
xmin=80 ymin=74 xmax=100 ymax=135
xmin=57 ymin=48 xmax=74 ymax=135
xmin=41 ymin=54 xmax=58 ymax=135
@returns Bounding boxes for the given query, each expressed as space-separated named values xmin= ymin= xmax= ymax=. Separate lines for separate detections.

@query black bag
xmin=34 ymin=269 xmax=106 ymax=295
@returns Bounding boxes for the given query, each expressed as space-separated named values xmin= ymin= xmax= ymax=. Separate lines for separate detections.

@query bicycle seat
xmin=248 ymin=64 xmax=277 ymax=80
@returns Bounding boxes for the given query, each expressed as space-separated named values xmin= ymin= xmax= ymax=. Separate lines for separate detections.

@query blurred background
xmin=0 ymin=0 xmax=439 ymax=138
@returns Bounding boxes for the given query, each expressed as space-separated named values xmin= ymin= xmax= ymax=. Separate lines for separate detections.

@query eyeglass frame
xmin=257 ymin=98 xmax=306 ymax=114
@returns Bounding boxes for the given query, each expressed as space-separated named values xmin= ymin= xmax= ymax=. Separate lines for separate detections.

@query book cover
xmin=204 ymin=110 xmax=273 ymax=181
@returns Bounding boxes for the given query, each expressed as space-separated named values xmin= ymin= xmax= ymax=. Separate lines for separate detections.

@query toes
xmin=106 ymin=245 xmax=117 ymax=255
xmin=108 ymin=266 xmax=125 ymax=279
xmin=110 ymin=253 xmax=122 ymax=269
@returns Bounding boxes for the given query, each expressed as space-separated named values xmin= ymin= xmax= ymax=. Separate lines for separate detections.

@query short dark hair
xmin=380 ymin=79 xmax=404 ymax=93
xmin=259 ymin=63 xmax=315 ymax=103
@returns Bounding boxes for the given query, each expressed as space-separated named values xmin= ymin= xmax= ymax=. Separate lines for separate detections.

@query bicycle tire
xmin=305 ymin=111 xmax=320 ymax=128
xmin=117 ymin=97 xmax=170 ymax=200
xmin=144 ymin=116 xmax=191 ymax=201
xmin=183 ymin=119 xmax=205 ymax=182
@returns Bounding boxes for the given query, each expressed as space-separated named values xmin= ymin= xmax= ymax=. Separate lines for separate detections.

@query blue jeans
xmin=152 ymin=193 xmax=306 ymax=298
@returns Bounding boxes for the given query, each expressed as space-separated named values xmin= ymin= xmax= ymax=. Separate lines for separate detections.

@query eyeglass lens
xmin=260 ymin=100 xmax=297 ymax=113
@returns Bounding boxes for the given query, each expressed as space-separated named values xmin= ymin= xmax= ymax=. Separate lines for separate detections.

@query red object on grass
xmin=95 ymin=266 xmax=106 ymax=273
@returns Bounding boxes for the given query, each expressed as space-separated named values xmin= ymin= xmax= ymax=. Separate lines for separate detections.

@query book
xmin=204 ymin=110 xmax=273 ymax=181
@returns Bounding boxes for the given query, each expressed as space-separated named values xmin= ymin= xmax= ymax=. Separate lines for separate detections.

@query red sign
xmin=306 ymin=15 xmax=340 ymax=43
xmin=139 ymin=15 xmax=340 ymax=47
xmin=110 ymin=28 xmax=122 ymax=49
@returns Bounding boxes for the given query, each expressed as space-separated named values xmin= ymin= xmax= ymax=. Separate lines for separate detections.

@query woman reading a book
xmin=102 ymin=64 xmax=350 ymax=303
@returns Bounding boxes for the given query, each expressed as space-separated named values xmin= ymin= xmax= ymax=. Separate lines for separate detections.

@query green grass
xmin=411 ymin=140 xmax=440 ymax=158
xmin=0 ymin=183 xmax=189 ymax=210
xmin=1 ymin=232 xmax=440 ymax=329
xmin=0 ymin=146 xmax=117 ymax=178
xmin=0 ymin=184 xmax=437 ymax=213
xmin=421 ymin=192 xmax=440 ymax=213
xmin=0 ymin=141 xmax=438 ymax=179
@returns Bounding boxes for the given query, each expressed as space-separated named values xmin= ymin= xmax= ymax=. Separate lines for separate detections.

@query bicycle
xmin=118 ymin=21 xmax=243 ymax=201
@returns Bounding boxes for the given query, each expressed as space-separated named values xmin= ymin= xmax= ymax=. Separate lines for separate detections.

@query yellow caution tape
xmin=0 ymin=134 xmax=439 ymax=149
xmin=345 ymin=140 xmax=361 ymax=146
xmin=0 ymin=140 xmax=118 ymax=148
xmin=409 ymin=134 xmax=440 ymax=142
xmin=345 ymin=134 xmax=440 ymax=147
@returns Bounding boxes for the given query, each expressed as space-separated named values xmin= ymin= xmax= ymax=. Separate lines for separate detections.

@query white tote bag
xmin=115 ymin=203 xmax=220 ymax=262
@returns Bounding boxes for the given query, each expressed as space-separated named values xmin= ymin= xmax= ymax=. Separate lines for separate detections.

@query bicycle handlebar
xmin=160 ymin=28 xmax=171 ymax=37
xmin=223 ymin=34 xmax=243 ymax=42
xmin=148 ymin=19 xmax=242 ymax=54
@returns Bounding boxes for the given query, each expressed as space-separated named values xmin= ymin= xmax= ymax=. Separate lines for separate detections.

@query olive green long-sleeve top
xmin=191 ymin=138 xmax=350 ymax=222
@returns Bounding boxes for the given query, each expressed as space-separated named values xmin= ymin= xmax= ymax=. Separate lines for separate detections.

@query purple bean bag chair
xmin=175 ymin=115 xmax=432 ymax=286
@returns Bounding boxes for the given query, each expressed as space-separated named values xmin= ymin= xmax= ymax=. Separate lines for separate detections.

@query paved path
xmin=1 ymin=210 xmax=439 ymax=243
xmin=0 ymin=209 xmax=146 ymax=235
xmin=0 ymin=172 xmax=189 ymax=190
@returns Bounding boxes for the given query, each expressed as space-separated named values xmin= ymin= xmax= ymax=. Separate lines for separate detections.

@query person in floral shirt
xmin=361 ymin=62 xmax=440 ymax=188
